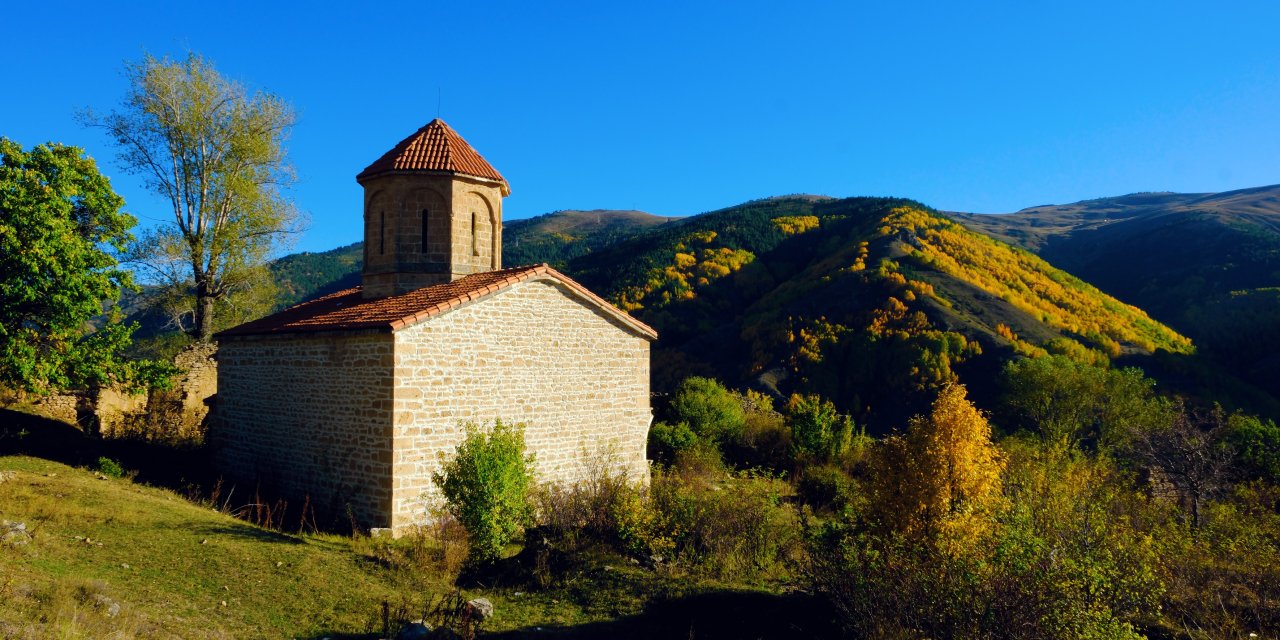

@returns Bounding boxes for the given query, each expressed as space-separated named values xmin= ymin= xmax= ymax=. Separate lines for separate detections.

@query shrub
xmin=796 ymin=464 xmax=856 ymax=514
xmin=868 ymin=383 xmax=1003 ymax=545
xmin=1226 ymin=413 xmax=1280 ymax=483
xmin=95 ymin=457 xmax=124 ymax=479
xmin=670 ymin=439 xmax=726 ymax=480
xmin=615 ymin=468 xmax=800 ymax=580
xmin=786 ymin=394 xmax=853 ymax=462
xmin=533 ymin=454 xmax=637 ymax=550
xmin=669 ymin=377 xmax=746 ymax=444
xmin=432 ymin=420 xmax=536 ymax=564
xmin=810 ymin=442 xmax=1162 ymax=639
xmin=733 ymin=409 xmax=793 ymax=473
xmin=647 ymin=421 xmax=698 ymax=463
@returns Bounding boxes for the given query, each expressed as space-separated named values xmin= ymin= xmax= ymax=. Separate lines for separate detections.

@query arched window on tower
xmin=379 ymin=211 xmax=386 ymax=255
xmin=471 ymin=212 xmax=479 ymax=256
xmin=421 ymin=208 xmax=430 ymax=259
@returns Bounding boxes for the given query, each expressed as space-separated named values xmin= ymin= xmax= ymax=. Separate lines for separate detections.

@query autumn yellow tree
xmin=870 ymin=383 xmax=1004 ymax=546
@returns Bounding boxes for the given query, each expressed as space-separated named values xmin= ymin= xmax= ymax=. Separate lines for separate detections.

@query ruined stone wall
xmin=389 ymin=278 xmax=652 ymax=531
xmin=171 ymin=342 xmax=218 ymax=425
xmin=24 ymin=342 xmax=218 ymax=439
xmin=212 ymin=332 xmax=395 ymax=528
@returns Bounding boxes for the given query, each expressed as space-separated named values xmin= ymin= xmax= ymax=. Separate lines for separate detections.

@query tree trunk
xmin=194 ymin=285 xmax=215 ymax=342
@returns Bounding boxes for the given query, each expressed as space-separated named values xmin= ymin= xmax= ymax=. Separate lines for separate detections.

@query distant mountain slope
xmin=270 ymin=242 xmax=364 ymax=308
xmin=503 ymin=209 xmax=677 ymax=268
xmin=264 ymin=210 xmax=672 ymax=309
xmin=560 ymin=197 xmax=1191 ymax=431
xmin=952 ymin=185 xmax=1280 ymax=413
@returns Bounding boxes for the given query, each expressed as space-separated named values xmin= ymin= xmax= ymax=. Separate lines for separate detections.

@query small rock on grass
xmin=465 ymin=597 xmax=494 ymax=621
xmin=1 ymin=520 xmax=30 ymax=546
xmin=91 ymin=594 xmax=121 ymax=618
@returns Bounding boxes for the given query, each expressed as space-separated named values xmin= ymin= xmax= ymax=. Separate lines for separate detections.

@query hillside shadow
xmin=296 ymin=588 xmax=839 ymax=640
xmin=485 ymin=589 xmax=839 ymax=640
xmin=0 ymin=406 xmax=218 ymax=494
xmin=0 ymin=407 xmax=98 ymax=463
xmin=190 ymin=523 xmax=306 ymax=545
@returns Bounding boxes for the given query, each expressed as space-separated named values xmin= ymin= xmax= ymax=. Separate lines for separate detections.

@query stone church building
xmin=213 ymin=120 xmax=656 ymax=533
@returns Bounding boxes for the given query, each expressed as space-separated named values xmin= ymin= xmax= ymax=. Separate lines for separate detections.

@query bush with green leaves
xmin=432 ymin=420 xmax=536 ymax=564
xmin=95 ymin=457 xmax=125 ymax=479
xmin=786 ymin=394 xmax=853 ymax=462
xmin=614 ymin=468 xmax=799 ymax=579
xmin=647 ymin=420 xmax=698 ymax=463
xmin=1226 ymin=413 xmax=1280 ymax=483
xmin=809 ymin=439 xmax=1163 ymax=639
xmin=1000 ymin=355 xmax=1169 ymax=450
xmin=669 ymin=376 xmax=746 ymax=444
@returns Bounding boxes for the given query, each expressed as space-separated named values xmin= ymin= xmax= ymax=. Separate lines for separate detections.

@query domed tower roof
xmin=357 ymin=119 xmax=510 ymax=195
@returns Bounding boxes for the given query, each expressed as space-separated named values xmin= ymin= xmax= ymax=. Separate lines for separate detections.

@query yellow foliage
xmin=850 ymin=242 xmax=870 ymax=272
xmin=773 ymin=215 xmax=820 ymax=235
xmin=996 ymin=323 xmax=1018 ymax=342
xmin=879 ymin=207 xmax=1193 ymax=356
xmin=788 ymin=316 xmax=845 ymax=366
xmin=870 ymin=384 xmax=1004 ymax=547
xmin=608 ymin=232 xmax=754 ymax=312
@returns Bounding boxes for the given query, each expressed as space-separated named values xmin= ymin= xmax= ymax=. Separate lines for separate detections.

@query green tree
xmin=786 ymin=393 xmax=853 ymax=461
xmin=85 ymin=53 xmax=299 ymax=341
xmin=669 ymin=376 xmax=746 ymax=444
xmin=1226 ymin=412 xmax=1280 ymax=483
xmin=0 ymin=138 xmax=168 ymax=394
xmin=433 ymin=420 xmax=536 ymax=564
xmin=1001 ymin=355 xmax=1169 ymax=450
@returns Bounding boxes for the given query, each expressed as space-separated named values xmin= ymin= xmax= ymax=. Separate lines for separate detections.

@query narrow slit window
xmin=421 ymin=208 xmax=430 ymax=258
xmin=471 ymin=212 xmax=479 ymax=256
xmin=379 ymin=211 xmax=385 ymax=255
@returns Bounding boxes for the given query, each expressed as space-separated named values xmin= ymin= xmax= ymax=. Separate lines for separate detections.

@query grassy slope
xmin=0 ymin=455 xmax=442 ymax=638
xmin=0 ymin=412 xmax=831 ymax=640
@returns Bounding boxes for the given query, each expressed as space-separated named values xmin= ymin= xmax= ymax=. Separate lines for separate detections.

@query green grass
xmin=0 ymin=451 xmax=834 ymax=639
xmin=0 ymin=455 xmax=416 ymax=638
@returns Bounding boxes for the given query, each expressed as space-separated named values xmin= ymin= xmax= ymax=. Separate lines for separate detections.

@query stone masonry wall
xmin=212 ymin=332 xmax=395 ymax=528
xmin=361 ymin=173 xmax=504 ymax=297
xmin=390 ymin=278 xmax=652 ymax=531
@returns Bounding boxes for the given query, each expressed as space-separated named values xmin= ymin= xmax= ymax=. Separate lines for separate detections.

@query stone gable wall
xmin=212 ymin=332 xmax=395 ymax=527
xmin=390 ymin=278 xmax=652 ymax=530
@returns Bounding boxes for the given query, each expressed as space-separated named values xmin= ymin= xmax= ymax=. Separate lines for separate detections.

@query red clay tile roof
xmin=216 ymin=264 xmax=657 ymax=340
xmin=356 ymin=119 xmax=510 ymax=194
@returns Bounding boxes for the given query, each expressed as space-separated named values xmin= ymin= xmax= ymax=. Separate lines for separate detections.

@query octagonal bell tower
xmin=356 ymin=119 xmax=510 ymax=298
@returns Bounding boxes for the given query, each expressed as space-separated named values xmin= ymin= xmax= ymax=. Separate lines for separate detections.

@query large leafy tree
xmin=870 ymin=383 xmax=1004 ymax=544
xmin=0 ymin=138 xmax=165 ymax=394
xmin=85 ymin=53 xmax=299 ymax=342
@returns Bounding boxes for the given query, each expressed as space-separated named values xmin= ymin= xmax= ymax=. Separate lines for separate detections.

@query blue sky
xmin=6 ymin=1 xmax=1280 ymax=254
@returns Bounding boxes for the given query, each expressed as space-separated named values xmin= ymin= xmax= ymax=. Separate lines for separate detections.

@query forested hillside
xmin=562 ymin=196 xmax=1191 ymax=431
xmin=954 ymin=185 xmax=1280 ymax=417
xmin=227 ymin=191 xmax=1280 ymax=426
